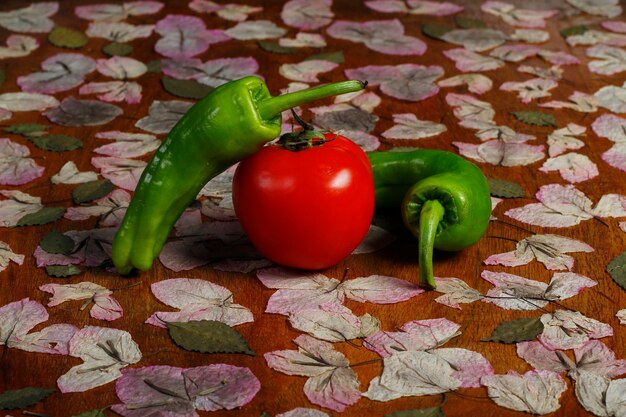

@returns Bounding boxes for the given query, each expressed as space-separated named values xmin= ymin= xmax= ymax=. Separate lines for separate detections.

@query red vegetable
xmin=232 ymin=127 xmax=375 ymax=270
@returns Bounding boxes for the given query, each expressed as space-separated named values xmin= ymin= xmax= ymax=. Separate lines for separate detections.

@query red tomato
xmin=232 ymin=133 xmax=375 ymax=270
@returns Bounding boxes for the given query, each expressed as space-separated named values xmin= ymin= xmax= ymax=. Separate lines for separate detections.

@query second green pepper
xmin=368 ymin=149 xmax=492 ymax=289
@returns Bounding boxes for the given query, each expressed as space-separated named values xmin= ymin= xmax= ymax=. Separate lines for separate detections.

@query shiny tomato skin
xmin=232 ymin=135 xmax=375 ymax=270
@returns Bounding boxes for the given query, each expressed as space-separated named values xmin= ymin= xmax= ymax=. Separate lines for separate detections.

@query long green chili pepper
xmin=112 ymin=76 xmax=366 ymax=275
xmin=367 ymin=150 xmax=491 ymax=289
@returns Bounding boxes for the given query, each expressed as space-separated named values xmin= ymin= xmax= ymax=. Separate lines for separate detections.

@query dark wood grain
xmin=1 ymin=0 xmax=625 ymax=416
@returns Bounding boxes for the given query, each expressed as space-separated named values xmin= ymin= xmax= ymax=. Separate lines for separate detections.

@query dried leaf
xmin=607 ymin=251 xmax=626 ymax=290
xmin=483 ymin=317 xmax=544 ymax=343
xmin=487 ymin=178 xmax=525 ymax=198
xmin=4 ymin=123 xmax=48 ymax=135
xmin=305 ymin=50 xmax=345 ymax=64
xmin=561 ymin=25 xmax=589 ymax=37
xmin=102 ymin=42 xmax=133 ymax=57
xmin=512 ymin=110 xmax=556 ymax=127
xmin=385 ymin=408 xmax=445 ymax=417
xmin=45 ymin=265 xmax=82 ymax=278
xmin=258 ymin=40 xmax=297 ymax=54
xmin=40 ymin=230 xmax=75 ymax=255
xmin=28 ymin=134 xmax=83 ymax=152
xmin=48 ymin=26 xmax=88 ymax=49
xmin=71 ymin=409 xmax=107 ymax=417
xmin=161 ymin=76 xmax=213 ymax=99
xmin=17 ymin=206 xmax=65 ymax=227
xmin=72 ymin=179 xmax=114 ymax=204
xmin=167 ymin=320 xmax=254 ymax=355
xmin=454 ymin=16 xmax=486 ymax=29
xmin=421 ymin=23 xmax=453 ymax=39
xmin=0 ymin=387 xmax=55 ymax=409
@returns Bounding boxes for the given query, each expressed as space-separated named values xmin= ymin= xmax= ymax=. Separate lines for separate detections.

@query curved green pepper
xmin=112 ymin=76 xmax=366 ymax=275
xmin=367 ymin=149 xmax=491 ymax=289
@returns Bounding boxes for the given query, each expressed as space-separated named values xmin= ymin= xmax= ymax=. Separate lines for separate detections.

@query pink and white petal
xmin=516 ymin=341 xmax=569 ymax=374
xmin=279 ymin=60 xmax=338 ymax=82
xmin=304 ymin=367 xmax=361 ymax=412
xmin=158 ymin=239 xmax=212 ymax=272
xmin=96 ymin=56 xmax=147 ymax=79
xmin=481 ymin=370 xmax=567 ymax=415
xmin=0 ymin=139 xmax=45 ymax=185
xmin=342 ymin=275 xmax=423 ymax=303
xmin=186 ymin=364 xmax=261 ymax=411
xmin=406 ymin=0 xmax=463 ymax=16
xmin=603 ymin=144 xmax=626 ymax=172
xmin=592 ymin=193 xmax=626 ymax=218
xmin=281 ymin=0 xmax=333 ymax=31
xmin=539 ymin=50 xmax=580 ymax=65
xmin=91 ymin=294 xmax=123 ymax=321
xmin=506 ymin=202 xmax=583 ymax=228
xmin=437 ymin=74 xmax=493 ymax=95
xmin=433 ymin=277 xmax=483 ymax=310
xmin=575 ymin=340 xmax=626 ymax=378
xmin=39 ymin=282 xmax=106 ymax=306
xmin=443 ymin=49 xmax=504 ymax=72
xmin=150 ymin=278 xmax=233 ymax=309
xmin=365 ymin=0 xmax=409 ymax=13
xmin=484 ymin=250 xmax=534 ymax=268
xmin=364 ymin=318 xmax=461 ymax=357
xmin=432 ymin=348 xmax=494 ymax=387
xmin=10 ymin=323 xmax=78 ymax=355
xmin=536 ymin=183 xmax=594 ymax=218
xmin=0 ymin=298 xmax=49 ymax=343
xmin=540 ymin=153 xmax=599 ymax=183
xmin=602 ymin=20 xmax=626 ymax=33
xmin=544 ymin=272 xmax=596 ymax=301
xmin=477 ymin=141 xmax=545 ymax=167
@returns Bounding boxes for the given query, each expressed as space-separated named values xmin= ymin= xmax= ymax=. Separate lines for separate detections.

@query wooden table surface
xmin=1 ymin=0 xmax=626 ymax=416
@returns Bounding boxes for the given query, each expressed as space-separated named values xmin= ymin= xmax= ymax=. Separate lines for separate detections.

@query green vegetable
xmin=367 ymin=150 xmax=491 ymax=289
xmin=112 ymin=76 xmax=365 ymax=274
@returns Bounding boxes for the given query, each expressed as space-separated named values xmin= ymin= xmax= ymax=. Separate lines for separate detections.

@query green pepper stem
xmin=257 ymin=80 xmax=367 ymax=120
xmin=419 ymin=200 xmax=445 ymax=290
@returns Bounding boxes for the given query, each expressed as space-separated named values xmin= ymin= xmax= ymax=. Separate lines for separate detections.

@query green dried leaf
xmin=167 ymin=320 xmax=255 ymax=355
xmin=71 ymin=408 xmax=107 ymax=417
xmin=259 ymin=412 xmax=272 ymax=417
xmin=483 ymin=317 xmax=543 ymax=344
xmin=0 ymin=387 xmax=55 ymax=409
xmin=607 ymin=251 xmax=626 ymax=290
xmin=40 ymin=230 xmax=75 ymax=255
xmin=145 ymin=60 xmax=162 ymax=73
xmin=28 ymin=134 xmax=83 ymax=152
xmin=161 ymin=76 xmax=214 ymax=100
xmin=258 ymin=40 xmax=297 ymax=54
xmin=46 ymin=265 xmax=82 ymax=278
xmin=454 ymin=16 xmax=486 ymax=29
xmin=48 ymin=26 xmax=88 ymax=49
xmin=487 ymin=177 xmax=526 ymax=198
xmin=560 ymin=25 xmax=588 ymax=38
xmin=305 ymin=50 xmax=345 ymax=64
xmin=17 ymin=207 xmax=65 ymax=227
xmin=102 ymin=42 xmax=133 ymax=56
xmin=385 ymin=407 xmax=446 ymax=417
xmin=421 ymin=24 xmax=452 ymax=40
xmin=511 ymin=111 xmax=556 ymax=127
xmin=3 ymin=123 xmax=48 ymax=136
xmin=72 ymin=179 xmax=114 ymax=204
